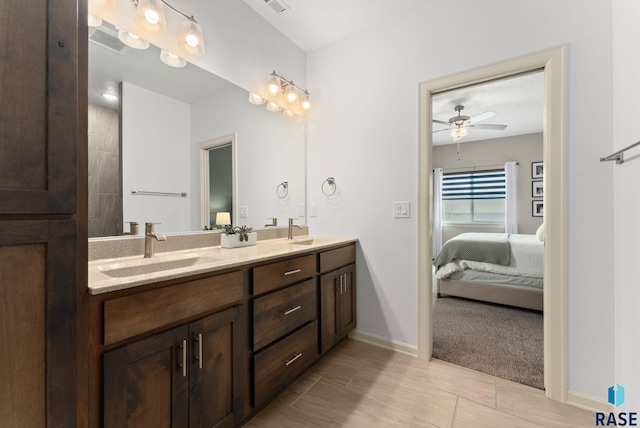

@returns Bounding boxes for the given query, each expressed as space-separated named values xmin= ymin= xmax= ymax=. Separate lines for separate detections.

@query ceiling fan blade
xmin=469 ymin=123 xmax=508 ymax=130
xmin=432 ymin=119 xmax=450 ymax=125
xmin=432 ymin=128 xmax=451 ymax=134
xmin=468 ymin=111 xmax=496 ymax=124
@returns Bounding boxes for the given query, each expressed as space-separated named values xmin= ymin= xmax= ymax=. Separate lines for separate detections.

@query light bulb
xmin=301 ymin=92 xmax=311 ymax=111
xmin=283 ymin=109 xmax=295 ymax=117
xmin=118 ymin=29 xmax=149 ymax=49
xmin=285 ymin=84 xmax=297 ymax=103
xmin=249 ymin=93 xmax=266 ymax=105
xmin=134 ymin=0 xmax=166 ymax=34
xmin=144 ymin=9 xmax=159 ymax=25
xmin=267 ymin=75 xmax=280 ymax=96
xmin=266 ymin=101 xmax=282 ymax=112
xmin=160 ymin=49 xmax=186 ymax=68
xmin=178 ymin=20 xmax=205 ymax=56
xmin=103 ymin=93 xmax=118 ymax=101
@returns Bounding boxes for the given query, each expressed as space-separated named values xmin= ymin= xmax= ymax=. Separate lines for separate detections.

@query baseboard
xmin=348 ymin=329 xmax=418 ymax=357
xmin=566 ymin=390 xmax=613 ymax=414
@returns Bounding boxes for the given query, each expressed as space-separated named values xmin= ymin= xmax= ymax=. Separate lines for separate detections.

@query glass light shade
xmin=118 ymin=30 xmax=150 ymax=49
xmin=89 ymin=0 xmax=116 ymax=9
xmin=300 ymin=92 xmax=311 ymax=111
xmin=249 ymin=93 xmax=266 ymax=105
xmin=450 ymin=125 xmax=468 ymax=140
xmin=160 ymin=49 xmax=186 ymax=68
xmin=215 ymin=212 xmax=231 ymax=226
xmin=88 ymin=14 xmax=102 ymax=27
xmin=283 ymin=109 xmax=295 ymax=118
xmin=285 ymin=84 xmax=297 ymax=103
xmin=267 ymin=75 xmax=280 ymax=96
xmin=178 ymin=20 xmax=205 ymax=56
xmin=266 ymin=101 xmax=282 ymax=112
xmin=134 ymin=0 xmax=167 ymax=34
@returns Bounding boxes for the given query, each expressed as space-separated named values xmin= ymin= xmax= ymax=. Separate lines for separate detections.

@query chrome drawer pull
xmin=196 ymin=333 xmax=203 ymax=369
xmin=284 ymin=305 xmax=302 ymax=315
xmin=284 ymin=269 xmax=302 ymax=276
xmin=285 ymin=352 xmax=303 ymax=366
xmin=181 ymin=339 xmax=187 ymax=377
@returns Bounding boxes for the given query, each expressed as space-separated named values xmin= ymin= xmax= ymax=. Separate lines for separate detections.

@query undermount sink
xmin=288 ymin=239 xmax=319 ymax=246
xmin=99 ymin=256 xmax=221 ymax=278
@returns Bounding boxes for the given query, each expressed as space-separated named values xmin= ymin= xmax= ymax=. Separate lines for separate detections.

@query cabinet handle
xmin=180 ymin=339 xmax=187 ymax=377
xmin=284 ymin=269 xmax=301 ymax=276
xmin=196 ymin=333 xmax=203 ymax=369
xmin=343 ymin=274 xmax=347 ymax=293
xmin=284 ymin=305 xmax=302 ymax=315
xmin=339 ymin=274 xmax=343 ymax=294
xmin=285 ymin=352 xmax=303 ymax=366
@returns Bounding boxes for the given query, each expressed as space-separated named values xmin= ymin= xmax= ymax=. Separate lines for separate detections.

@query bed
xmin=433 ymin=231 xmax=544 ymax=311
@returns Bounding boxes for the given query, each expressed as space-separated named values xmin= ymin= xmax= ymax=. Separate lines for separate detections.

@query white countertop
xmin=88 ymin=236 xmax=357 ymax=295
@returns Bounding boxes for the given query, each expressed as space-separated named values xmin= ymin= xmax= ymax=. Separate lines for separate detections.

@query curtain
xmin=504 ymin=161 xmax=518 ymax=234
xmin=432 ymin=168 xmax=443 ymax=257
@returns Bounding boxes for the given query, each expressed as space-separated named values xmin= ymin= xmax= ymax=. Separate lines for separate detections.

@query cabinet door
xmin=340 ymin=264 xmax=356 ymax=337
xmin=104 ymin=325 xmax=190 ymax=428
xmin=320 ymin=271 xmax=340 ymax=354
xmin=189 ymin=306 xmax=241 ymax=428
xmin=0 ymin=0 xmax=80 ymax=214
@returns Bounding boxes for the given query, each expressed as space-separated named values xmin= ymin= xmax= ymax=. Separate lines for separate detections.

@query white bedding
xmin=436 ymin=234 xmax=543 ymax=280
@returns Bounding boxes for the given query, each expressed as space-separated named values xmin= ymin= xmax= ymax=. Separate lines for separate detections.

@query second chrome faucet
xmin=288 ymin=218 xmax=303 ymax=239
xmin=144 ymin=222 xmax=166 ymax=258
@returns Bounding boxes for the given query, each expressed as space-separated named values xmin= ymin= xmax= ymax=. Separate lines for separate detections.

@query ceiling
xmin=241 ymin=1 xmax=544 ymax=146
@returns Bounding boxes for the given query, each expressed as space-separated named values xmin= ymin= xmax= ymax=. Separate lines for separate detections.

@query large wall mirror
xmin=88 ymin=21 xmax=306 ymax=238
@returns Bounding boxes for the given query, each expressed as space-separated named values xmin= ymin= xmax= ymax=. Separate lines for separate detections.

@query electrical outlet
xmin=240 ymin=206 xmax=249 ymax=218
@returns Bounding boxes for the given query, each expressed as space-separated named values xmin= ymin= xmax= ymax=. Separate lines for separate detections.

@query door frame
xmin=198 ymin=133 xmax=237 ymax=228
xmin=417 ymin=46 xmax=567 ymax=402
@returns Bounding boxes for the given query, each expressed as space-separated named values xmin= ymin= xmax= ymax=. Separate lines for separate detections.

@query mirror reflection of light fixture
xmin=88 ymin=13 xmax=103 ymax=27
xmin=249 ymin=93 xmax=266 ymax=105
xmin=260 ymin=70 xmax=311 ymax=117
xmin=118 ymin=29 xmax=150 ymax=49
xmin=129 ymin=0 xmax=206 ymax=57
xmin=450 ymin=124 xmax=468 ymax=141
xmin=102 ymin=93 xmax=118 ymax=101
xmin=215 ymin=212 xmax=231 ymax=228
xmin=160 ymin=49 xmax=186 ymax=67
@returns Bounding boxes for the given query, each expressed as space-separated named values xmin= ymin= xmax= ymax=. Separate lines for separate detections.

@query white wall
xmin=190 ymin=84 xmax=306 ymax=230
xmin=306 ymin=0 xmax=614 ymax=399
xmin=613 ymin=0 xmax=640 ymax=410
xmin=121 ymin=82 xmax=191 ymax=233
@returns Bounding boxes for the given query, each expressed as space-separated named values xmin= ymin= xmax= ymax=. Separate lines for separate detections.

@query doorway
xmin=198 ymin=134 xmax=237 ymax=229
xmin=417 ymin=47 xmax=567 ymax=402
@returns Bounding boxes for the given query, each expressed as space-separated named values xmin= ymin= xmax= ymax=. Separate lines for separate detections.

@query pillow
xmin=536 ymin=223 xmax=544 ymax=242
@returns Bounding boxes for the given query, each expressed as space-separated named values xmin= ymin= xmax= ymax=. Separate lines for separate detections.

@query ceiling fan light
xmin=134 ymin=0 xmax=167 ymax=34
xmin=160 ymin=49 xmax=186 ymax=67
xmin=118 ymin=29 xmax=150 ymax=49
xmin=450 ymin=126 xmax=468 ymax=140
xmin=178 ymin=19 xmax=205 ymax=56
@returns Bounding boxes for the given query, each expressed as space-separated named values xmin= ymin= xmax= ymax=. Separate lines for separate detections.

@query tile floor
xmin=244 ymin=339 xmax=595 ymax=427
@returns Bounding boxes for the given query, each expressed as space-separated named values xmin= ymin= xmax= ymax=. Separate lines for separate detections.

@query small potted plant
xmin=220 ymin=225 xmax=257 ymax=248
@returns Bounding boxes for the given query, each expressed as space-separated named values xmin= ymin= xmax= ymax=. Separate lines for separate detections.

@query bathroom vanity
xmin=87 ymin=235 xmax=356 ymax=427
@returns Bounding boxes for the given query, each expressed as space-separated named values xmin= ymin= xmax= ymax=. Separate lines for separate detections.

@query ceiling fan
xmin=433 ymin=105 xmax=507 ymax=141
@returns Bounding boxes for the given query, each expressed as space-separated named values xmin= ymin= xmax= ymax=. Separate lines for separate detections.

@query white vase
xmin=221 ymin=232 xmax=257 ymax=248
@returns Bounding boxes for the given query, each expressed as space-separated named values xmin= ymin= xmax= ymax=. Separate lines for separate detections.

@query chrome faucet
xmin=144 ymin=222 xmax=166 ymax=258
xmin=264 ymin=217 xmax=278 ymax=227
xmin=288 ymin=218 xmax=303 ymax=239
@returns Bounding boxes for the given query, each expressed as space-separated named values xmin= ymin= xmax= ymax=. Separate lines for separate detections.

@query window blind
xmin=442 ymin=170 xmax=506 ymax=200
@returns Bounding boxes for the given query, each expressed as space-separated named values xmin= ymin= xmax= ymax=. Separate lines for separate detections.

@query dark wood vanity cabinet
xmin=104 ymin=306 xmax=241 ymax=428
xmin=319 ymin=246 xmax=357 ymax=354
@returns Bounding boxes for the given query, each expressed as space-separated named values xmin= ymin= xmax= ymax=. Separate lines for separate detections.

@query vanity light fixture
xmin=215 ymin=212 xmax=231 ymax=228
xmin=130 ymin=0 xmax=206 ymax=56
xmin=249 ymin=93 xmax=267 ymax=105
xmin=260 ymin=70 xmax=311 ymax=116
xmin=160 ymin=49 xmax=186 ymax=67
xmin=88 ymin=13 xmax=103 ymax=27
xmin=118 ymin=28 xmax=150 ymax=49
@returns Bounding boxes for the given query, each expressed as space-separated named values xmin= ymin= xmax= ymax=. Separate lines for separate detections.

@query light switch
xmin=393 ymin=201 xmax=410 ymax=218
xmin=240 ymin=206 xmax=249 ymax=218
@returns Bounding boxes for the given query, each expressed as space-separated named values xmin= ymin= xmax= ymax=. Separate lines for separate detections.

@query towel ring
xmin=321 ymin=177 xmax=337 ymax=196
xmin=276 ymin=181 xmax=289 ymax=199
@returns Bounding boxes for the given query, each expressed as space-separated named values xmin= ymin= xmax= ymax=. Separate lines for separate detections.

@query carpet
xmin=432 ymin=296 xmax=544 ymax=389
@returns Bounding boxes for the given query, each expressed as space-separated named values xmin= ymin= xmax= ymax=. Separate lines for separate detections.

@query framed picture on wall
xmin=531 ymin=161 xmax=543 ymax=179
xmin=532 ymin=200 xmax=544 ymax=217
xmin=532 ymin=180 xmax=543 ymax=198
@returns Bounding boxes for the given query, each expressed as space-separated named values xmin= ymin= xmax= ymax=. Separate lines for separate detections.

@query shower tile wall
xmin=88 ymin=103 xmax=122 ymax=237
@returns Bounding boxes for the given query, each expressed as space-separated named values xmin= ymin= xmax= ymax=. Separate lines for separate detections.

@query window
xmin=442 ymin=170 xmax=505 ymax=224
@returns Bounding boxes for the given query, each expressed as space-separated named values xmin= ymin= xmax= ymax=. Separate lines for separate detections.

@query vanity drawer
xmin=104 ymin=270 xmax=243 ymax=345
xmin=254 ymin=321 xmax=318 ymax=407
xmin=253 ymin=279 xmax=316 ymax=351
xmin=320 ymin=244 xmax=356 ymax=273
xmin=253 ymin=254 xmax=316 ymax=296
